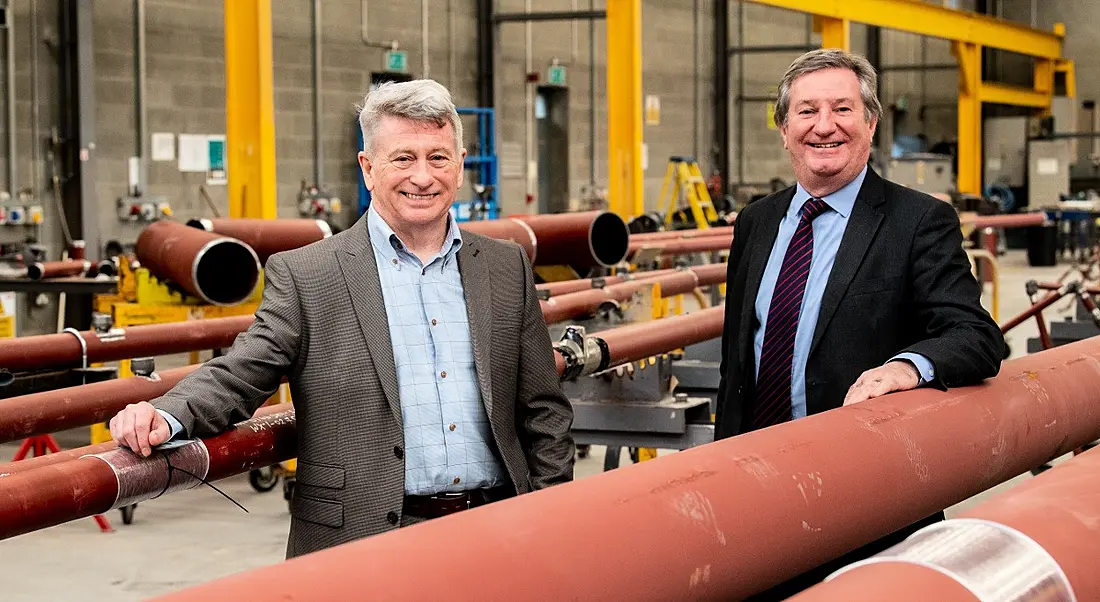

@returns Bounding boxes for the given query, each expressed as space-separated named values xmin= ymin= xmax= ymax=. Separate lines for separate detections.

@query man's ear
xmin=358 ymin=152 xmax=374 ymax=191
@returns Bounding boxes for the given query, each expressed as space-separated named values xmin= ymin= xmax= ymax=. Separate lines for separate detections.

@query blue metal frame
xmin=357 ymin=108 xmax=499 ymax=221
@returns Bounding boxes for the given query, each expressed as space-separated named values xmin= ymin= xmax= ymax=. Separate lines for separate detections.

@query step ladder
xmin=657 ymin=156 xmax=719 ymax=229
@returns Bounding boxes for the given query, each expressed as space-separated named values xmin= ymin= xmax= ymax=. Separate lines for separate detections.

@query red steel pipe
xmin=151 ymin=336 xmax=1100 ymax=601
xmin=628 ymin=233 xmax=734 ymax=255
xmin=458 ymin=218 xmax=538 ymax=263
xmin=26 ymin=259 xmax=90 ymax=280
xmin=135 ymin=220 xmax=261 ymax=306
xmin=0 ymin=365 xmax=201 ymax=444
xmin=1038 ymin=280 xmax=1100 ymax=296
xmin=630 ymin=225 xmax=736 ymax=242
xmin=0 ymin=315 xmax=253 ymax=373
xmin=0 ymin=441 xmax=118 ymax=476
xmin=963 ymin=212 xmax=1046 ymax=229
xmin=540 ymin=264 xmax=726 ymax=324
xmin=509 ymin=210 xmax=631 ymax=267
xmin=187 ymin=217 xmax=332 ymax=264
xmin=792 ymin=447 xmax=1100 ymax=601
xmin=536 ymin=269 xmax=679 ymax=297
xmin=0 ymin=405 xmax=296 ymax=541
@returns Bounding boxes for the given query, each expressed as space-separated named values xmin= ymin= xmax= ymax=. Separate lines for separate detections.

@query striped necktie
xmin=751 ymin=197 xmax=831 ymax=430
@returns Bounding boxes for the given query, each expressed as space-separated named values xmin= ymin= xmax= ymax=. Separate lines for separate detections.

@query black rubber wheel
xmin=249 ymin=466 xmax=279 ymax=492
xmin=120 ymin=504 xmax=136 ymax=525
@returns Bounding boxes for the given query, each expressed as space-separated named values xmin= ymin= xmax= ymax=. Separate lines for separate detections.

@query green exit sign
xmin=384 ymin=50 xmax=409 ymax=74
xmin=547 ymin=64 xmax=567 ymax=86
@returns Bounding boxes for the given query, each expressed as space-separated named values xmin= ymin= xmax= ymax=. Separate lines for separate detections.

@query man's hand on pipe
xmin=109 ymin=401 xmax=170 ymax=457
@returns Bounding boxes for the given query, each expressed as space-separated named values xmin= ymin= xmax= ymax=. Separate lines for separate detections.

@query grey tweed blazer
xmin=153 ymin=214 xmax=575 ymax=558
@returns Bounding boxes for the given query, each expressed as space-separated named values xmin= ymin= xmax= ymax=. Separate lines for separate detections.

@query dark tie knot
xmin=801 ymin=198 xmax=830 ymax=222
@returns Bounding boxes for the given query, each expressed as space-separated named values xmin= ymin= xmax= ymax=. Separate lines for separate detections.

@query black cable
xmin=157 ymin=453 xmax=249 ymax=514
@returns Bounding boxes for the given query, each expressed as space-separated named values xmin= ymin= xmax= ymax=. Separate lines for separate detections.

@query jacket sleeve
xmin=899 ymin=200 xmax=1004 ymax=387
xmin=513 ymin=244 xmax=576 ymax=489
xmin=152 ymin=253 xmax=302 ymax=438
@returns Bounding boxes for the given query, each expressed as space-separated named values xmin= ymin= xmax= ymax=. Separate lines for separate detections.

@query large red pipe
xmin=0 ymin=405 xmax=295 ymax=541
xmin=0 ymin=315 xmax=253 ymax=374
xmin=630 ymin=225 xmax=736 ymax=242
xmin=0 ymin=309 xmax=725 ymax=538
xmin=0 ymin=365 xmax=200 ymax=444
xmin=963 ymin=212 xmax=1046 ymax=229
xmin=535 ymin=269 xmax=679 ymax=297
xmin=510 ymin=210 xmax=631 ymax=267
xmin=26 ymin=259 xmax=90 ymax=280
xmin=135 ymin=220 xmax=261 ymax=306
xmin=540 ymin=263 xmax=726 ymax=324
xmin=628 ymin=233 xmax=734 ymax=255
xmin=187 ymin=218 xmax=332 ymax=264
xmin=793 ymin=446 xmax=1100 ymax=601
xmin=149 ymin=336 xmax=1100 ymax=601
xmin=458 ymin=218 xmax=538 ymax=263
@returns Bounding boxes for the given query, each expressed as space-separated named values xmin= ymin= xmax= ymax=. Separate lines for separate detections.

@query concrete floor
xmin=0 ymin=249 xmax=1080 ymax=600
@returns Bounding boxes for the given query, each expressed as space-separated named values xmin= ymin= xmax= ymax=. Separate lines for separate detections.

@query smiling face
xmin=780 ymin=68 xmax=877 ymax=197
xmin=358 ymin=115 xmax=466 ymax=236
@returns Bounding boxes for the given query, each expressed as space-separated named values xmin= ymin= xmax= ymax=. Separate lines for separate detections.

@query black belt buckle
xmin=431 ymin=491 xmax=472 ymax=509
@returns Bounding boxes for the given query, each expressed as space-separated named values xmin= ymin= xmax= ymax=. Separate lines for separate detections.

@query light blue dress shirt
xmin=160 ymin=208 xmax=507 ymax=496
xmin=753 ymin=166 xmax=934 ymax=419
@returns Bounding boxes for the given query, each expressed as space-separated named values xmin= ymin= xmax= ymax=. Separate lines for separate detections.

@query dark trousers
xmin=745 ymin=512 xmax=945 ymax=601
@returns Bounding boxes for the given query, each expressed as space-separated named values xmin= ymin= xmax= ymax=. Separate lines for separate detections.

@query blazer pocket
xmin=296 ymin=461 xmax=346 ymax=490
xmin=291 ymin=493 xmax=345 ymax=528
xmin=846 ymin=276 xmax=902 ymax=297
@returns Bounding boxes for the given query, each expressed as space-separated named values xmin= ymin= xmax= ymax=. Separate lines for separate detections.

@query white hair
xmin=357 ymin=79 xmax=463 ymax=156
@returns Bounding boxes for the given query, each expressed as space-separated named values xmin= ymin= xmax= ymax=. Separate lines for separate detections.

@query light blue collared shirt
xmin=753 ymin=166 xmax=934 ymax=418
xmin=367 ymin=207 xmax=507 ymax=496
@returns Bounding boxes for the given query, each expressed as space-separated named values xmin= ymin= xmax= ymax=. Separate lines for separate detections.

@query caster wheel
xmin=120 ymin=504 xmax=136 ymax=525
xmin=249 ymin=466 xmax=279 ymax=492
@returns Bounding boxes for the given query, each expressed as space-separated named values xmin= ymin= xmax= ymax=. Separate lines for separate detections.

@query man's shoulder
xmin=460 ymin=229 xmax=524 ymax=259
xmin=739 ymin=185 xmax=794 ymax=225
xmin=879 ymin=177 xmax=957 ymax=221
xmin=268 ymin=226 xmax=347 ymax=267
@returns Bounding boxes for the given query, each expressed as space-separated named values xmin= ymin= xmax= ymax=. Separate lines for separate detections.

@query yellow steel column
xmin=225 ymin=0 xmax=277 ymax=219
xmin=817 ymin=17 xmax=850 ymax=51
xmin=1056 ymin=59 xmax=1076 ymax=99
xmin=953 ymin=41 xmax=982 ymax=195
xmin=606 ymin=0 xmax=644 ymax=219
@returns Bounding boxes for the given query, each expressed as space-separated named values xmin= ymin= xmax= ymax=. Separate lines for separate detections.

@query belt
xmin=403 ymin=486 xmax=511 ymax=520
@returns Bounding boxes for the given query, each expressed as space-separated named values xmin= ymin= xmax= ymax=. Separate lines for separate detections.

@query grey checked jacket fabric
xmin=152 ymin=214 xmax=576 ymax=558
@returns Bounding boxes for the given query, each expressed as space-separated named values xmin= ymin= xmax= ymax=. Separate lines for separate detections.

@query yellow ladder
xmin=657 ymin=156 xmax=719 ymax=229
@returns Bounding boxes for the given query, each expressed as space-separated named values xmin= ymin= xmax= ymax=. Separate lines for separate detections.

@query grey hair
xmin=357 ymin=79 xmax=463 ymax=156
xmin=774 ymin=49 xmax=883 ymax=129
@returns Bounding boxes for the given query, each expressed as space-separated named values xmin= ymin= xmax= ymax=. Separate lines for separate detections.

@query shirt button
xmin=387 ymin=511 xmax=399 ymax=525
xmin=441 ymin=371 xmax=447 ymax=378
xmin=453 ymin=477 xmax=461 ymax=485
xmin=393 ymin=446 xmax=404 ymax=459
xmin=391 ymin=258 xmax=398 ymax=265
xmin=449 ymin=424 xmax=456 ymax=432
xmin=431 ymin=319 xmax=438 ymax=326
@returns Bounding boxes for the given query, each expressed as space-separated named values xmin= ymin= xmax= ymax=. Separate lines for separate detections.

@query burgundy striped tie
xmin=751 ymin=197 xmax=830 ymax=430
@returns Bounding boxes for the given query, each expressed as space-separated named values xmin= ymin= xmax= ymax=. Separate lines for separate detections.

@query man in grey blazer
xmin=109 ymin=79 xmax=575 ymax=558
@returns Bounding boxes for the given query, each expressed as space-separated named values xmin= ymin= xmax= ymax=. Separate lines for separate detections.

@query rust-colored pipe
xmin=0 ymin=365 xmax=200 ymax=444
xmin=540 ymin=264 xmax=726 ymax=324
xmin=963 ymin=212 xmax=1047 ymax=229
xmin=792 ymin=447 xmax=1100 ymax=601
xmin=187 ymin=217 xmax=332 ymax=264
xmin=535 ymin=269 xmax=679 ymax=297
xmin=628 ymin=233 xmax=734 ymax=255
xmin=26 ymin=259 xmax=90 ymax=280
xmin=0 ymin=315 xmax=253 ymax=373
xmin=630 ymin=225 xmax=736 ymax=242
xmin=510 ymin=210 xmax=631 ymax=267
xmin=458 ymin=218 xmax=538 ymax=263
xmin=135 ymin=220 xmax=261 ymax=306
xmin=0 ymin=405 xmax=295 ymax=541
xmin=150 ymin=336 xmax=1100 ymax=602
xmin=1038 ymin=280 xmax=1100 ymax=296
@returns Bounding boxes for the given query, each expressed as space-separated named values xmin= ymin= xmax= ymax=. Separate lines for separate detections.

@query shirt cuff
xmin=890 ymin=352 xmax=936 ymax=387
xmin=156 ymin=409 xmax=185 ymax=441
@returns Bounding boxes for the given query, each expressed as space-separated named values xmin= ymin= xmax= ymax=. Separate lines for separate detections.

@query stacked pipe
xmin=627 ymin=230 xmax=734 ymax=256
xmin=535 ymin=268 xmax=679 ymax=297
xmin=792 ymin=446 xmax=1100 ymax=601
xmin=134 ymin=220 xmax=260 ymax=306
xmin=963 ymin=212 xmax=1047 ymax=229
xmin=461 ymin=210 xmax=631 ymax=268
xmin=186 ymin=218 xmax=332 ymax=264
xmin=130 ymin=336 xmax=1100 ymax=601
xmin=540 ymin=263 xmax=727 ymax=324
xmin=0 ymin=307 xmax=726 ymax=539
xmin=25 ymin=259 xmax=90 ymax=280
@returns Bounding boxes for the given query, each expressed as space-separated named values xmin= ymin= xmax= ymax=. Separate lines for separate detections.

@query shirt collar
xmin=792 ymin=164 xmax=867 ymax=220
xmin=367 ymin=205 xmax=464 ymax=264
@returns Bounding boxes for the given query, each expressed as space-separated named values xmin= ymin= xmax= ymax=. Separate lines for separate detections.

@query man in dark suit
xmin=714 ymin=49 xmax=1002 ymax=597
xmin=108 ymin=79 xmax=575 ymax=558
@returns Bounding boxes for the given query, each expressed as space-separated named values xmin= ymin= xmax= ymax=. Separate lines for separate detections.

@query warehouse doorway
xmin=536 ymin=86 xmax=570 ymax=214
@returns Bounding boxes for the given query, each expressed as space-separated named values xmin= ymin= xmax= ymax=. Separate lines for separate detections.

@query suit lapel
xmin=808 ymin=170 xmax=886 ymax=358
xmin=738 ymin=189 xmax=795 ymax=372
xmin=336 ymin=217 xmax=402 ymax=426
xmin=457 ymin=236 xmax=495 ymax=421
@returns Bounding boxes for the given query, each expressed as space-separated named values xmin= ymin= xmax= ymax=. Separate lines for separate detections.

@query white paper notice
xmin=151 ymin=133 xmax=176 ymax=161
xmin=1036 ymin=158 xmax=1059 ymax=175
xmin=178 ymin=134 xmax=209 ymax=172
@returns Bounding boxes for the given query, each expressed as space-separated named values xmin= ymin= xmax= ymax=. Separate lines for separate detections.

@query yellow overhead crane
xmin=741 ymin=0 xmax=1076 ymax=196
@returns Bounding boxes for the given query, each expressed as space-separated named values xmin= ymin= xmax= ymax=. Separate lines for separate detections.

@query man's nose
xmin=813 ymin=110 xmax=837 ymax=134
xmin=409 ymin=160 xmax=433 ymax=186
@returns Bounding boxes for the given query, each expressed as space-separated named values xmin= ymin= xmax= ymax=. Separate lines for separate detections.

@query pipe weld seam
xmin=83 ymin=441 xmax=210 ymax=511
